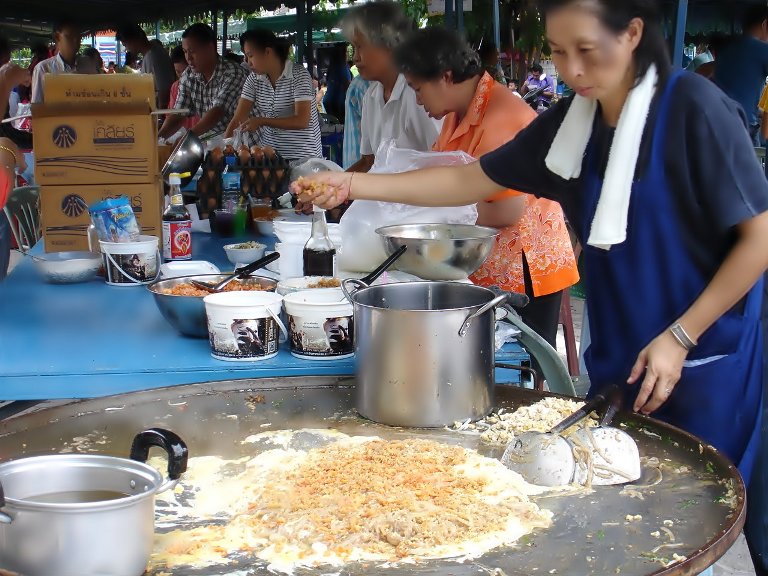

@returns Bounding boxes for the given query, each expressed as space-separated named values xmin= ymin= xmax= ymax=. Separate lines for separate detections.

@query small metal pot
xmin=342 ymin=280 xmax=508 ymax=427
xmin=0 ymin=428 xmax=188 ymax=576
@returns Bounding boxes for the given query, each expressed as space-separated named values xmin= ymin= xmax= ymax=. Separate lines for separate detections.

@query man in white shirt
xmin=31 ymin=21 xmax=81 ymax=104
xmin=342 ymin=1 xmax=440 ymax=173
xmin=117 ymin=24 xmax=176 ymax=108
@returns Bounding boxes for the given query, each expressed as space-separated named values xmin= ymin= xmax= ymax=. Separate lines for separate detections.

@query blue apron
xmin=578 ymin=71 xmax=764 ymax=482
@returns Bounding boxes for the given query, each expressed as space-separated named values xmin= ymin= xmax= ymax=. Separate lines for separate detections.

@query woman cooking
xmin=295 ymin=0 xmax=768 ymax=571
xmin=394 ymin=26 xmax=578 ymax=346
xmin=225 ymin=29 xmax=322 ymax=161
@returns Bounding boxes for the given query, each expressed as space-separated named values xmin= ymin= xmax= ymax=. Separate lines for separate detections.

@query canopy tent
xmin=0 ymin=0 xmax=328 ymax=68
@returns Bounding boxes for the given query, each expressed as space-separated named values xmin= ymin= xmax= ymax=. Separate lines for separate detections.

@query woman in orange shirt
xmin=394 ymin=27 xmax=578 ymax=345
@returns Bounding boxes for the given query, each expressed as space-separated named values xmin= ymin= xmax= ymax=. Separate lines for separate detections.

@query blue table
xmin=0 ymin=233 xmax=528 ymax=401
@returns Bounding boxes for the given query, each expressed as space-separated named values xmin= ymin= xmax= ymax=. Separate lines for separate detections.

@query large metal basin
xmin=0 ymin=378 xmax=744 ymax=576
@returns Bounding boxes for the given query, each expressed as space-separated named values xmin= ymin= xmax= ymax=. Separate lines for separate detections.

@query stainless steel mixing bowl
xmin=31 ymin=251 xmax=102 ymax=284
xmin=375 ymin=224 xmax=499 ymax=280
xmin=148 ymin=274 xmax=278 ymax=338
xmin=161 ymin=132 xmax=205 ymax=187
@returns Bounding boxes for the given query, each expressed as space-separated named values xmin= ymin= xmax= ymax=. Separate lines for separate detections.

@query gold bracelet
xmin=0 ymin=145 xmax=17 ymax=168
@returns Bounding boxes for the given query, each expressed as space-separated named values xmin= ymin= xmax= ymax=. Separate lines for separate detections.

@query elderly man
xmin=117 ymin=24 xmax=176 ymax=108
xmin=158 ymin=23 xmax=247 ymax=139
xmin=342 ymin=0 xmax=440 ymax=173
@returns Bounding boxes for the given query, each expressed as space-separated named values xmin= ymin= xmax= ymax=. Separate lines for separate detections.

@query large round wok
xmin=0 ymin=378 xmax=744 ymax=576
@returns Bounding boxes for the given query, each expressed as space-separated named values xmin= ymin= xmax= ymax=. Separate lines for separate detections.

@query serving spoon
xmin=190 ymin=252 xmax=280 ymax=293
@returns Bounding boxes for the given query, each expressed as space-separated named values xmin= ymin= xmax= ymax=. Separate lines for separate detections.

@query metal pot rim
xmin=348 ymin=281 xmax=498 ymax=313
xmin=0 ymin=454 xmax=163 ymax=511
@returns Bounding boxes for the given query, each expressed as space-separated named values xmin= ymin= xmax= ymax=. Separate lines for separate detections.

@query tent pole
xmin=306 ymin=0 xmax=314 ymax=70
xmin=297 ymin=0 xmax=305 ymax=63
xmin=445 ymin=0 xmax=455 ymax=30
xmin=212 ymin=10 xmax=218 ymax=49
xmin=457 ymin=0 xmax=464 ymax=33
xmin=493 ymin=0 xmax=501 ymax=48
xmin=222 ymin=10 xmax=228 ymax=54
xmin=672 ymin=0 xmax=688 ymax=68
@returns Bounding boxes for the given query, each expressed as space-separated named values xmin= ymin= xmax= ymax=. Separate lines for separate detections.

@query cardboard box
xmin=33 ymin=102 xmax=158 ymax=185
xmin=40 ymin=181 xmax=163 ymax=252
xmin=42 ymin=74 xmax=155 ymax=106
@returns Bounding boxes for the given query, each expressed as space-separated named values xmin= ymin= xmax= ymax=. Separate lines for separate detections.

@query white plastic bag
xmin=339 ymin=141 xmax=478 ymax=272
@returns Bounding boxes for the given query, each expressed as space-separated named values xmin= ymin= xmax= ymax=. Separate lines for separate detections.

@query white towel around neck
xmin=545 ymin=65 xmax=658 ymax=250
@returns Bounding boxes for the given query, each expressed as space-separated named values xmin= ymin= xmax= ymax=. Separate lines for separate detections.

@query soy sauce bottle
xmin=163 ymin=173 xmax=192 ymax=261
xmin=303 ymin=206 xmax=336 ymax=276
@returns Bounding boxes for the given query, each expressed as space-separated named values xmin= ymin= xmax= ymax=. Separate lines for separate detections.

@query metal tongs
xmin=190 ymin=252 xmax=280 ymax=293
xmin=501 ymin=386 xmax=641 ymax=486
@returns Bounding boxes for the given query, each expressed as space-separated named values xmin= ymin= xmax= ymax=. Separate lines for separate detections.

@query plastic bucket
xmin=283 ymin=289 xmax=354 ymax=360
xmin=98 ymin=236 xmax=160 ymax=286
xmin=203 ymin=292 xmax=287 ymax=362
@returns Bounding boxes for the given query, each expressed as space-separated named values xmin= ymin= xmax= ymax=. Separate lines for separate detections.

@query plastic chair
xmin=3 ymin=186 xmax=40 ymax=253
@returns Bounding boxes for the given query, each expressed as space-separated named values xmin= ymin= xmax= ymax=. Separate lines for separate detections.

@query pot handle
xmin=459 ymin=293 xmax=510 ymax=337
xmin=0 ymin=481 xmax=11 ymax=524
xmin=130 ymin=428 xmax=189 ymax=493
xmin=341 ymin=278 xmax=367 ymax=302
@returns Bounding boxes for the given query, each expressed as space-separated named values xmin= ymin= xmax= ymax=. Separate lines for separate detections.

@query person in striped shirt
xmin=225 ymin=29 xmax=322 ymax=161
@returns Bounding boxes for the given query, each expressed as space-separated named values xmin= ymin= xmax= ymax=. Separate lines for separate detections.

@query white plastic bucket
xmin=203 ymin=292 xmax=287 ymax=362
xmin=283 ymin=289 xmax=354 ymax=360
xmin=98 ymin=235 xmax=160 ymax=286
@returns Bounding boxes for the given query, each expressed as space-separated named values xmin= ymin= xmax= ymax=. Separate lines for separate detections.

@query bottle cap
xmin=168 ymin=172 xmax=190 ymax=186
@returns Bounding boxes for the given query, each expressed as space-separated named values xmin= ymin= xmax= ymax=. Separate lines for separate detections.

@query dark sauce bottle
xmin=303 ymin=207 xmax=336 ymax=276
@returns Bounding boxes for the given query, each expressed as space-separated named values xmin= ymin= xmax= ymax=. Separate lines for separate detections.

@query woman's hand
xmin=627 ymin=330 xmax=689 ymax=415
xmin=290 ymin=173 xmax=353 ymax=209
xmin=241 ymin=117 xmax=265 ymax=133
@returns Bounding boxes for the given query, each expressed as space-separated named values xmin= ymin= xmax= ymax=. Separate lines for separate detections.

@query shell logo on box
xmin=53 ymin=125 xmax=77 ymax=148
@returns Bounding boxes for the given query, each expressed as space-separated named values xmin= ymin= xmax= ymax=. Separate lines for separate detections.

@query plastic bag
xmin=339 ymin=141 xmax=478 ymax=272
xmin=290 ymin=158 xmax=344 ymax=183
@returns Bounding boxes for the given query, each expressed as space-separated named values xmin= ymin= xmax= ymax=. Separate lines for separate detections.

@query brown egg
xmin=263 ymin=146 xmax=276 ymax=159
xmin=250 ymin=145 xmax=262 ymax=156
xmin=223 ymin=144 xmax=236 ymax=156
xmin=238 ymin=146 xmax=251 ymax=166
xmin=275 ymin=168 xmax=285 ymax=180
xmin=248 ymin=169 xmax=258 ymax=181
xmin=209 ymin=147 xmax=223 ymax=164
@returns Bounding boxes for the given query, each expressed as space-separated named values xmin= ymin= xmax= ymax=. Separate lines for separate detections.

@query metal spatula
xmin=190 ymin=252 xmax=280 ymax=293
xmin=501 ymin=386 xmax=640 ymax=487
xmin=501 ymin=391 xmax=615 ymax=486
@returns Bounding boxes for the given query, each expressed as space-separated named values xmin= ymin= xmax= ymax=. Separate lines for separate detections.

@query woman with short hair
xmin=225 ymin=29 xmax=321 ymax=161
xmin=394 ymin=26 xmax=578 ymax=346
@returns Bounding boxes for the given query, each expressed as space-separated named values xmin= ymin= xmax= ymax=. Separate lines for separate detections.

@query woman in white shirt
xmin=225 ymin=29 xmax=321 ymax=161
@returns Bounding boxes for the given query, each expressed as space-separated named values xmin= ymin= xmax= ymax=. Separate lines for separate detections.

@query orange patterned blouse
xmin=433 ymin=73 xmax=579 ymax=296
